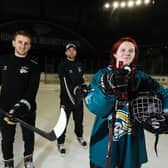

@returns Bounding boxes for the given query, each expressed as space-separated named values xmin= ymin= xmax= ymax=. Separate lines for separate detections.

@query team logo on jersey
xmin=2 ymin=65 xmax=8 ymax=71
xmin=113 ymin=109 xmax=132 ymax=141
xmin=20 ymin=66 xmax=29 ymax=74
xmin=69 ymin=69 xmax=73 ymax=74
xmin=78 ymin=67 xmax=82 ymax=72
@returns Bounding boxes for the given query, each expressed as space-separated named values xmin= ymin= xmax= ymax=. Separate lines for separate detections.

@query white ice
xmin=0 ymin=83 xmax=168 ymax=168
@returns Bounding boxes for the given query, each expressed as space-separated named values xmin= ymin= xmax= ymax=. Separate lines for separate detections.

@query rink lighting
xmin=103 ymin=0 xmax=152 ymax=9
xmin=104 ymin=2 xmax=110 ymax=9
xmin=128 ymin=1 xmax=134 ymax=7
xmin=113 ymin=2 xmax=120 ymax=8
xmin=144 ymin=0 xmax=150 ymax=4
xmin=135 ymin=0 xmax=142 ymax=5
xmin=120 ymin=2 xmax=126 ymax=8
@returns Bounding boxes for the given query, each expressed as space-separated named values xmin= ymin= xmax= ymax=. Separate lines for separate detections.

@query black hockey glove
xmin=100 ymin=69 xmax=129 ymax=95
xmin=3 ymin=117 xmax=17 ymax=125
xmin=100 ymin=72 xmax=114 ymax=95
xmin=143 ymin=113 xmax=168 ymax=134
xmin=8 ymin=101 xmax=30 ymax=120
xmin=73 ymin=84 xmax=90 ymax=98
xmin=112 ymin=68 xmax=130 ymax=88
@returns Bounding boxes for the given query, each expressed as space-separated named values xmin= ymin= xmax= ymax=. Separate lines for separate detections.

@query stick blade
xmin=53 ymin=107 xmax=67 ymax=138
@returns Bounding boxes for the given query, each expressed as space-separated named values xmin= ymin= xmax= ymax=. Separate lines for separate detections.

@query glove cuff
xmin=100 ymin=74 xmax=114 ymax=95
xmin=73 ymin=85 xmax=80 ymax=96
xmin=19 ymin=99 xmax=31 ymax=111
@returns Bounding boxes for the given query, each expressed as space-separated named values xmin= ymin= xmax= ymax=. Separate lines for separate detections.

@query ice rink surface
xmin=0 ymin=83 xmax=168 ymax=168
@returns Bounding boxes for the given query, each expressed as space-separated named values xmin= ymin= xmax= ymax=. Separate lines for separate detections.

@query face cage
xmin=131 ymin=93 xmax=163 ymax=123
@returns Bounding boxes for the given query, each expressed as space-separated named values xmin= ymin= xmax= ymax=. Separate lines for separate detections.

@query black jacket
xmin=57 ymin=59 xmax=84 ymax=106
xmin=0 ymin=54 xmax=40 ymax=112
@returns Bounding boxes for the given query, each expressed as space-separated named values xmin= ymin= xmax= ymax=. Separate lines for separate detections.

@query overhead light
xmin=113 ymin=2 xmax=120 ymax=8
xmin=120 ymin=2 xmax=126 ymax=8
xmin=144 ymin=0 xmax=150 ymax=4
xmin=104 ymin=2 xmax=110 ymax=9
xmin=127 ymin=1 xmax=134 ymax=7
xmin=135 ymin=0 xmax=142 ymax=5
xmin=103 ymin=0 xmax=152 ymax=10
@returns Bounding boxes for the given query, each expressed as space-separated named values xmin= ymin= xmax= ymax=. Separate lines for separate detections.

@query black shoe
xmin=57 ymin=143 xmax=66 ymax=154
xmin=77 ymin=137 xmax=87 ymax=147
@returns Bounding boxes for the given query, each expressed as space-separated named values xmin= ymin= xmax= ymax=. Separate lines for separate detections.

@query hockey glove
xmin=139 ymin=114 xmax=168 ymax=134
xmin=73 ymin=84 xmax=90 ymax=98
xmin=100 ymin=72 xmax=114 ymax=95
xmin=112 ymin=68 xmax=130 ymax=88
xmin=8 ymin=100 xmax=30 ymax=120
xmin=100 ymin=69 xmax=129 ymax=95
xmin=4 ymin=116 xmax=16 ymax=125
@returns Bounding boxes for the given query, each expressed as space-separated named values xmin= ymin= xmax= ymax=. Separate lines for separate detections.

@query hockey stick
xmin=0 ymin=107 xmax=67 ymax=141
xmin=105 ymin=61 xmax=130 ymax=168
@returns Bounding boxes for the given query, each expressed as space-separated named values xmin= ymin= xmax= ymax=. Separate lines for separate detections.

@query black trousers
xmin=0 ymin=112 xmax=36 ymax=160
xmin=57 ymin=102 xmax=84 ymax=144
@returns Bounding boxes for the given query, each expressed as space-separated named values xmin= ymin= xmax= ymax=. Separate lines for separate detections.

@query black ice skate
xmin=4 ymin=158 xmax=14 ymax=168
xmin=24 ymin=154 xmax=35 ymax=168
xmin=77 ymin=137 xmax=87 ymax=147
xmin=57 ymin=143 xmax=66 ymax=154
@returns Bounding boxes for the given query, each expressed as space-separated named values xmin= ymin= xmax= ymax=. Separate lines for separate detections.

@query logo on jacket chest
xmin=78 ymin=67 xmax=82 ymax=73
xmin=20 ymin=66 xmax=29 ymax=74
xmin=2 ymin=65 xmax=8 ymax=71
xmin=68 ymin=67 xmax=82 ymax=74
xmin=69 ymin=69 xmax=73 ymax=74
xmin=2 ymin=65 xmax=29 ymax=74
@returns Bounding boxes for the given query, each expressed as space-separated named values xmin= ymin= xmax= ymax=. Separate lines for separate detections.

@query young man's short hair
xmin=13 ymin=30 xmax=32 ymax=42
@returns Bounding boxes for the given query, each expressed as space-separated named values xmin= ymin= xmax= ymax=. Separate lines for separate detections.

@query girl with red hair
xmin=85 ymin=37 xmax=168 ymax=168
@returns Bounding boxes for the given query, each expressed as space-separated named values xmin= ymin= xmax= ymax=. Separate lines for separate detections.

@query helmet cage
xmin=131 ymin=92 xmax=163 ymax=123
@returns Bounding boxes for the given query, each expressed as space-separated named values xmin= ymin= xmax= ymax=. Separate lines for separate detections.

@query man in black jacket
xmin=57 ymin=43 xmax=87 ymax=154
xmin=0 ymin=30 xmax=40 ymax=168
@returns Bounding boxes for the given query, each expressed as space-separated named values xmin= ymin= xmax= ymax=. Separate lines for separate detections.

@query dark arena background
xmin=0 ymin=0 xmax=168 ymax=78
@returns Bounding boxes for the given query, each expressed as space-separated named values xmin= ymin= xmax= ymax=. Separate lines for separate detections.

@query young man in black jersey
xmin=0 ymin=30 xmax=40 ymax=168
xmin=57 ymin=43 xmax=87 ymax=154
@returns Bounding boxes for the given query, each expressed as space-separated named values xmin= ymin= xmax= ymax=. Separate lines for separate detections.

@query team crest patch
xmin=78 ymin=67 xmax=82 ymax=72
xmin=3 ymin=65 xmax=8 ymax=71
xmin=113 ymin=109 xmax=132 ymax=141
xmin=20 ymin=66 xmax=29 ymax=74
xmin=69 ymin=69 xmax=73 ymax=74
